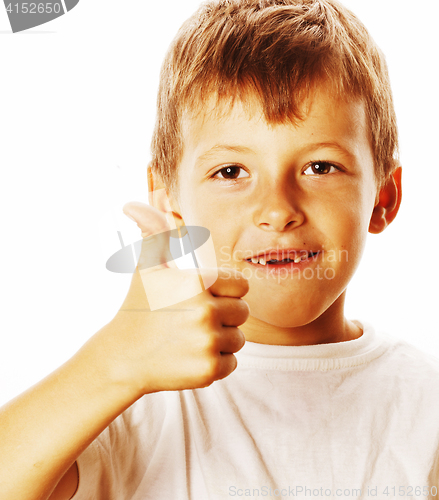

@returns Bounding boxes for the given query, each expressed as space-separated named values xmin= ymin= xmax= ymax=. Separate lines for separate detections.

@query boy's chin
xmin=249 ymin=304 xmax=323 ymax=330
xmin=244 ymin=276 xmax=349 ymax=330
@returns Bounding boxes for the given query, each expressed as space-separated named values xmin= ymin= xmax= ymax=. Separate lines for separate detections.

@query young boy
xmin=2 ymin=0 xmax=439 ymax=498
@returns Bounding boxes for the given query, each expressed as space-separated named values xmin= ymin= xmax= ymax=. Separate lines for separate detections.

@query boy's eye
xmin=303 ymin=162 xmax=338 ymax=175
xmin=213 ymin=165 xmax=250 ymax=180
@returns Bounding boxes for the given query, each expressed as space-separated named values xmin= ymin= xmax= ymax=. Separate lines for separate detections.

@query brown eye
xmin=214 ymin=166 xmax=249 ymax=180
xmin=304 ymin=162 xmax=338 ymax=175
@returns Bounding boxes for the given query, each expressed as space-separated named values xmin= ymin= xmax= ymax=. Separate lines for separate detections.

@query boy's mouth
xmin=245 ymin=250 xmax=320 ymax=266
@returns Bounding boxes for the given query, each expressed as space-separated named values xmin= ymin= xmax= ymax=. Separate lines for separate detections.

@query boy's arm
xmin=0 ymin=320 xmax=144 ymax=500
xmin=0 ymin=203 xmax=249 ymax=500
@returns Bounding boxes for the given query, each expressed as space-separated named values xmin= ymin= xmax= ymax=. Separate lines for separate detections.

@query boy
xmin=2 ymin=0 xmax=439 ymax=498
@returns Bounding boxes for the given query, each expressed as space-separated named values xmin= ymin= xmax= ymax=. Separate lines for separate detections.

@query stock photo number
xmin=5 ymin=2 xmax=62 ymax=14
xmin=2 ymin=0 xmax=80 ymax=32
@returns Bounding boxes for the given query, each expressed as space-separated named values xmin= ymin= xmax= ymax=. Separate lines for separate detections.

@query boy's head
xmin=146 ymin=0 xmax=402 ymax=342
xmin=150 ymin=0 xmax=399 ymax=199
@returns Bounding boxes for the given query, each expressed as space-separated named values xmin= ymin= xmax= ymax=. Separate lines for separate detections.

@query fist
xmin=98 ymin=199 xmax=250 ymax=395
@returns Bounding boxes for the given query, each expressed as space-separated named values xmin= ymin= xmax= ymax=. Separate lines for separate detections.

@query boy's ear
xmin=369 ymin=165 xmax=402 ymax=234
xmin=147 ymin=164 xmax=186 ymax=233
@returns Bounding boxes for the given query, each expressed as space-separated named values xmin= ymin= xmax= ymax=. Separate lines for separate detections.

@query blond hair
xmin=151 ymin=0 xmax=399 ymax=195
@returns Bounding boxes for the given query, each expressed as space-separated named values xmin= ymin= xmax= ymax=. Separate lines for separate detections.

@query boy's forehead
xmin=180 ymin=86 xmax=370 ymax=149
xmin=181 ymin=94 xmax=263 ymax=139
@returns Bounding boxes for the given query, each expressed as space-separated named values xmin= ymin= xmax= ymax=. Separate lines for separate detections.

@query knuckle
xmin=217 ymin=354 xmax=237 ymax=380
xmin=229 ymin=354 xmax=238 ymax=373
xmin=220 ymin=267 xmax=250 ymax=294
xmin=239 ymin=274 xmax=250 ymax=294
xmin=197 ymin=356 xmax=221 ymax=387
xmin=205 ymin=356 xmax=222 ymax=380
xmin=236 ymin=329 xmax=246 ymax=350
xmin=194 ymin=298 xmax=218 ymax=326
xmin=199 ymin=331 xmax=219 ymax=354
xmin=241 ymin=299 xmax=251 ymax=318
xmin=231 ymin=299 xmax=250 ymax=326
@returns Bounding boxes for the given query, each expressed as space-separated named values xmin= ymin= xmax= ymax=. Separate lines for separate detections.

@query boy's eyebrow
xmin=195 ymin=145 xmax=256 ymax=168
xmin=195 ymin=141 xmax=356 ymax=168
xmin=302 ymin=141 xmax=357 ymax=161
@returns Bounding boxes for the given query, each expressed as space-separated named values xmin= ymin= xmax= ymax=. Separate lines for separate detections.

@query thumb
xmin=122 ymin=201 xmax=179 ymax=272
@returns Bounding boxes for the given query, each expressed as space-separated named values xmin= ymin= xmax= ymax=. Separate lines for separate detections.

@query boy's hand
xmin=95 ymin=201 xmax=250 ymax=397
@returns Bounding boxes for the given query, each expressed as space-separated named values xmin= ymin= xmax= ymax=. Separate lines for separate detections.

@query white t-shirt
xmin=74 ymin=321 xmax=439 ymax=499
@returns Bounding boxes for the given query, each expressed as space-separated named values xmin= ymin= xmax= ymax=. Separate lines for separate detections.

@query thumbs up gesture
xmin=98 ymin=172 xmax=250 ymax=396
xmin=121 ymin=198 xmax=218 ymax=312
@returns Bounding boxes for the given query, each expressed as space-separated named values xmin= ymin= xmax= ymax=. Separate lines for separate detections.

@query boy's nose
xmin=253 ymin=188 xmax=305 ymax=232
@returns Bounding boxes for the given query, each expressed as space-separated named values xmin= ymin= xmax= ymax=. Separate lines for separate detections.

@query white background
xmin=0 ymin=0 xmax=438 ymax=406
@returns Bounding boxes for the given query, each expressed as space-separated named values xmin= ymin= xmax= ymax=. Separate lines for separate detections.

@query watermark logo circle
xmin=106 ymin=226 xmax=211 ymax=273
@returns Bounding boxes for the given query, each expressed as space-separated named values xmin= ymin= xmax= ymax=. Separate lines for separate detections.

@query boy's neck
xmin=240 ymin=293 xmax=363 ymax=346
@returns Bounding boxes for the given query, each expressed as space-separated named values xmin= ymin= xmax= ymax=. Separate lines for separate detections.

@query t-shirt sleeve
xmin=71 ymin=392 xmax=171 ymax=500
xmin=74 ymin=435 xmax=113 ymax=499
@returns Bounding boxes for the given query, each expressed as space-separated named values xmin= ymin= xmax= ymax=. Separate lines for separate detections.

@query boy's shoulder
xmin=377 ymin=327 xmax=439 ymax=386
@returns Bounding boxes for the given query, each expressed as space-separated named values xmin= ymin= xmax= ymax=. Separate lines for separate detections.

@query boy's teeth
xmin=251 ymin=252 xmax=312 ymax=266
xmin=249 ymin=253 xmax=311 ymax=265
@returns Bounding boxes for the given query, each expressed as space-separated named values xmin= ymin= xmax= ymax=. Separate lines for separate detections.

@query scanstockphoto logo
xmin=3 ymin=0 xmax=80 ymax=33
xmin=106 ymin=224 xmax=219 ymax=312
xmin=106 ymin=227 xmax=211 ymax=274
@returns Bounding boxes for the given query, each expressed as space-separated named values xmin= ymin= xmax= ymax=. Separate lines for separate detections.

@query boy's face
xmin=169 ymin=85 xmax=380 ymax=343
